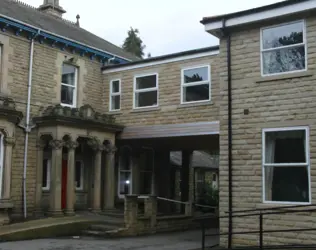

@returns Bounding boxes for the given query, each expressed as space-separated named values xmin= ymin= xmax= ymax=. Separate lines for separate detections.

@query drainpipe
xmin=19 ymin=29 xmax=41 ymax=219
xmin=222 ymin=19 xmax=233 ymax=248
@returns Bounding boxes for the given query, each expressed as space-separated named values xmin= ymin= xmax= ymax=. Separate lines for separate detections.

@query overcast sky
xmin=26 ymin=0 xmax=282 ymax=57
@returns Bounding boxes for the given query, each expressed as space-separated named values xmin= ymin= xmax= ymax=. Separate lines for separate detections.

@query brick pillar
xmin=2 ymin=137 xmax=15 ymax=200
xmin=104 ymin=145 xmax=117 ymax=210
xmin=145 ymin=195 xmax=157 ymax=229
xmin=34 ymin=139 xmax=46 ymax=215
xmin=124 ymin=195 xmax=138 ymax=228
xmin=48 ymin=139 xmax=64 ymax=216
xmin=65 ymin=140 xmax=79 ymax=216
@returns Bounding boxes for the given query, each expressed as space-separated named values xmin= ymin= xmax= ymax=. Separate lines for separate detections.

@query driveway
xmin=0 ymin=229 xmax=219 ymax=250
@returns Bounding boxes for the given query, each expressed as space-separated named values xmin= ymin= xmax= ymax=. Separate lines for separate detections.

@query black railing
xmin=199 ymin=204 xmax=316 ymax=250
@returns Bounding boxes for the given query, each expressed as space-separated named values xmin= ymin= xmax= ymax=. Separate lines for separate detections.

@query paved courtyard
xmin=0 ymin=229 xmax=218 ymax=250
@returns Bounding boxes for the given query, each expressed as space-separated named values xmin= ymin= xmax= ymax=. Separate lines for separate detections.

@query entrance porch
xmin=33 ymin=104 xmax=123 ymax=216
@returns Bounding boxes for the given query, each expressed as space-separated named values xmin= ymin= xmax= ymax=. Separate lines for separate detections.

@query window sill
xmin=131 ymin=107 xmax=161 ymax=113
xmin=256 ymin=70 xmax=313 ymax=83
xmin=108 ymin=110 xmax=123 ymax=115
xmin=178 ymin=101 xmax=213 ymax=109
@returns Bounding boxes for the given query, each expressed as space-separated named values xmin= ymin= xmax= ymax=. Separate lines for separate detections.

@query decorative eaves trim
xmin=0 ymin=14 xmax=130 ymax=64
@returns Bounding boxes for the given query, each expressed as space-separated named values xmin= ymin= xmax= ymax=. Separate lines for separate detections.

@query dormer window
xmin=61 ymin=64 xmax=77 ymax=108
xmin=261 ymin=20 xmax=306 ymax=76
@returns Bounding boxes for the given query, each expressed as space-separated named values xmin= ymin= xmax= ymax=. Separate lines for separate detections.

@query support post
xmin=104 ymin=145 xmax=116 ymax=210
xmin=34 ymin=139 xmax=45 ymax=216
xmin=48 ymin=139 xmax=64 ymax=216
xmin=144 ymin=195 xmax=157 ymax=229
xmin=65 ymin=140 xmax=79 ymax=216
xmin=88 ymin=138 xmax=105 ymax=213
xmin=124 ymin=195 xmax=138 ymax=228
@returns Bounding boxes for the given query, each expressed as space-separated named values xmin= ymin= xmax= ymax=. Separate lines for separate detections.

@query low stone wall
xmin=123 ymin=195 xmax=213 ymax=236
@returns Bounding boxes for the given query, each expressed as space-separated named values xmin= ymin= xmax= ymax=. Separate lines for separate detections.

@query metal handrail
xmin=157 ymin=196 xmax=189 ymax=205
xmin=200 ymin=205 xmax=316 ymax=250
xmin=225 ymin=204 xmax=315 ymax=214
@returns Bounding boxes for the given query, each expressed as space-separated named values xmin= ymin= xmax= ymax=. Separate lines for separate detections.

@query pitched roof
xmin=170 ymin=151 xmax=219 ymax=169
xmin=0 ymin=0 xmax=139 ymax=61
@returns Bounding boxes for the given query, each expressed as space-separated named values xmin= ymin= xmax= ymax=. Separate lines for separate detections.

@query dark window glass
xmin=183 ymin=67 xmax=209 ymax=83
xmin=135 ymin=91 xmax=157 ymax=107
xmin=112 ymin=80 xmax=120 ymax=93
xmin=111 ymin=96 xmax=120 ymax=110
xmin=136 ymin=75 xmax=157 ymax=89
xmin=183 ymin=84 xmax=209 ymax=102
xmin=75 ymin=161 xmax=82 ymax=189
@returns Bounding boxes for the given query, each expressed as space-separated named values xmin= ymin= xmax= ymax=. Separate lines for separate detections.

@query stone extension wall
xmin=219 ymin=13 xmax=316 ymax=247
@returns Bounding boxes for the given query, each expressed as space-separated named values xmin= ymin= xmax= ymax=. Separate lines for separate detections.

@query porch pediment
xmin=33 ymin=104 xmax=124 ymax=132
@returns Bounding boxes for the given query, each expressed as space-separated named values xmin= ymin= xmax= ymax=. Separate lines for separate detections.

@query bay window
xmin=263 ymin=127 xmax=310 ymax=204
xmin=261 ymin=20 xmax=306 ymax=76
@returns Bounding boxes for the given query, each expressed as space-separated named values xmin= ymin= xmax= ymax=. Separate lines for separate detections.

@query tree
xmin=122 ymin=27 xmax=146 ymax=58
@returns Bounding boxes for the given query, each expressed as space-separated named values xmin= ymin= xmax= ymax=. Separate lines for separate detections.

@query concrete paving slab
xmin=0 ymin=229 xmax=219 ymax=250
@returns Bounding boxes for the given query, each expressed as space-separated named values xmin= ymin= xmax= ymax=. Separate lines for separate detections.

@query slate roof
xmin=170 ymin=151 xmax=219 ymax=169
xmin=0 ymin=0 xmax=139 ymax=61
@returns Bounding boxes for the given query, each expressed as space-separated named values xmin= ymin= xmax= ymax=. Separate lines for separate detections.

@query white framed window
xmin=75 ymin=160 xmax=84 ymax=190
xmin=118 ymin=148 xmax=132 ymax=197
xmin=181 ymin=65 xmax=211 ymax=104
xmin=139 ymin=150 xmax=154 ymax=196
xmin=0 ymin=133 xmax=4 ymax=198
xmin=42 ymin=159 xmax=51 ymax=191
xmin=262 ymin=126 xmax=310 ymax=204
xmin=133 ymin=73 xmax=158 ymax=109
xmin=61 ymin=64 xmax=78 ymax=107
xmin=261 ymin=20 xmax=307 ymax=76
xmin=109 ymin=79 xmax=121 ymax=111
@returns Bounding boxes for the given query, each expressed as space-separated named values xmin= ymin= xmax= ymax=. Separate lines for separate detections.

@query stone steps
xmin=81 ymin=210 xmax=126 ymax=238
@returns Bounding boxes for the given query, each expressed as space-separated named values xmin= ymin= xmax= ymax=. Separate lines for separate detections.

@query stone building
xmin=0 ymin=0 xmax=219 ymax=227
xmin=201 ymin=0 xmax=316 ymax=248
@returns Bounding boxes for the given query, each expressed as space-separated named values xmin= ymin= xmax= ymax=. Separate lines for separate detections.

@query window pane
xmin=111 ymin=96 xmax=120 ymax=110
xmin=183 ymin=84 xmax=209 ymax=102
xmin=262 ymin=46 xmax=305 ymax=75
xmin=262 ymin=22 xmax=304 ymax=50
xmin=183 ymin=67 xmax=209 ymax=84
xmin=136 ymin=75 xmax=157 ymax=89
xmin=140 ymin=151 xmax=154 ymax=171
xmin=61 ymin=85 xmax=74 ymax=105
xmin=75 ymin=161 xmax=82 ymax=188
xmin=42 ymin=159 xmax=48 ymax=188
xmin=139 ymin=172 xmax=152 ymax=195
xmin=120 ymin=149 xmax=131 ymax=170
xmin=62 ymin=64 xmax=76 ymax=86
xmin=265 ymin=130 xmax=306 ymax=163
xmin=265 ymin=166 xmax=309 ymax=202
xmin=112 ymin=80 xmax=120 ymax=93
xmin=119 ymin=172 xmax=131 ymax=195
xmin=135 ymin=91 xmax=158 ymax=107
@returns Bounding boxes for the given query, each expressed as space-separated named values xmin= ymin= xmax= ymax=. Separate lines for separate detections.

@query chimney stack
xmin=38 ymin=0 xmax=66 ymax=18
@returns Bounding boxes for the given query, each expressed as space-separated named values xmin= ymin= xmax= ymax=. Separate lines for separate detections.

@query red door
xmin=61 ymin=160 xmax=68 ymax=209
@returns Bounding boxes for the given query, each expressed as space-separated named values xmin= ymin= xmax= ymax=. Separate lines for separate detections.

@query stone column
xmin=104 ymin=145 xmax=117 ymax=210
xmin=144 ymin=195 xmax=157 ymax=229
xmin=48 ymin=139 xmax=64 ymax=216
xmin=34 ymin=139 xmax=46 ymax=215
xmin=2 ymin=137 xmax=15 ymax=200
xmin=88 ymin=138 xmax=105 ymax=213
xmin=65 ymin=140 xmax=79 ymax=216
